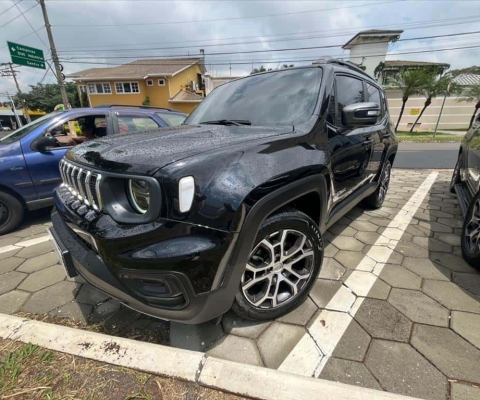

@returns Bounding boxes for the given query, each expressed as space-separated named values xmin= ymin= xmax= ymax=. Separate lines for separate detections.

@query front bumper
xmin=51 ymin=207 xmax=238 ymax=324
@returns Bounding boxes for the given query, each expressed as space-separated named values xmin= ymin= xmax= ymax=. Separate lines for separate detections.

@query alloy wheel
xmin=465 ymin=198 xmax=480 ymax=254
xmin=241 ymin=229 xmax=315 ymax=309
xmin=378 ymin=162 xmax=391 ymax=204
xmin=0 ymin=201 xmax=8 ymax=228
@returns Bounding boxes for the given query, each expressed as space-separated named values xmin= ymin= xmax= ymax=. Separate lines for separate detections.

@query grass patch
xmin=396 ymin=131 xmax=463 ymax=143
xmin=0 ymin=338 xmax=244 ymax=400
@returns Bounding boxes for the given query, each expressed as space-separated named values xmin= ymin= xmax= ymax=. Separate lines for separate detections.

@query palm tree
xmin=388 ymin=69 xmax=427 ymax=130
xmin=409 ymin=73 xmax=458 ymax=132
xmin=460 ymin=84 xmax=480 ymax=128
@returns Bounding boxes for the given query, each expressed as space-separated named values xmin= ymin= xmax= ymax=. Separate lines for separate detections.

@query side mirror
xmin=342 ymin=102 xmax=380 ymax=127
xmin=34 ymin=136 xmax=57 ymax=152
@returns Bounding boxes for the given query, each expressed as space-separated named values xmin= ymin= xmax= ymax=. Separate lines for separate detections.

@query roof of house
xmin=384 ymin=60 xmax=450 ymax=68
xmin=169 ymin=90 xmax=204 ymax=103
xmin=67 ymin=58 xmax=202 ymax=80
xmin=342 ymin=29 xmax=403 ymax=49
xmin=453 ymin=74 xmax=480 ymax=86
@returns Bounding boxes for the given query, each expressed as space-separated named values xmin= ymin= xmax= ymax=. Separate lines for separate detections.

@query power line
xmin=0 ymin=2 xmax=37 ymax=30
xmin=51 ymin=0 xmax=401 ymax=27
xmin=0 ymin=26 xmax=44 ymax=50
xmin=11 ymin=0 xmax=48 ymax=49
xmin=0 ymin=0 xmax=21 ymax=18
xmin=59 ymin=29 xmax=480 ymax=56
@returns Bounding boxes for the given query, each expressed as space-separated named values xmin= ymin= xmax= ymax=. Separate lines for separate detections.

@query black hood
xmin=65 ymin=124 xmax=292 ymax=174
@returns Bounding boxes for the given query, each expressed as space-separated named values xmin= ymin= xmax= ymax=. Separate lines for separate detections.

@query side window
xmin=367 ymin=83 xmax=382 ymax=122
xmin=117 ymin=116 xmax=160 ymax=134
xmin=335 ymin=75 xmax=364 ymax=127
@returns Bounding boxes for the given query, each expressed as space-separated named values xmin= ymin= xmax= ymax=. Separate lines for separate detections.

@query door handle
xmin=363 ymin=140 xmax=373 ymax=146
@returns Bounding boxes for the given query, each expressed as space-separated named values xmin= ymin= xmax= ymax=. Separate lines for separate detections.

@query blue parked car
xmin=0 ymin=105 xmax=187 ymax=235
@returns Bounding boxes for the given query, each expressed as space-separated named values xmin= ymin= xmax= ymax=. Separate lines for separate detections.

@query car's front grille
xmin=59 ymin=159 xmax=103 ymax=211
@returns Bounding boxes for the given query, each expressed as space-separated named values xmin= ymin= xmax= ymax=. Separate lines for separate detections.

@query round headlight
xmin=128 ymin=179 xmax=150 ymax=214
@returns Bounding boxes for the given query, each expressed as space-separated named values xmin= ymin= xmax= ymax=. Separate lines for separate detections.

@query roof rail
xmin=93 ymin=104 xmax=178 ymax=112
xmin=325 ymin=59 xmax=373 ymax=79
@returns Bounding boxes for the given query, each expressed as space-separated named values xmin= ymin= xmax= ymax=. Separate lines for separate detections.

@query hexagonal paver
xmin=17 ymin=264 xmax=66 ymax=292
xmin=331 ymin=236 xmax=364 ymax=252
xmin=354 ymin=231 xmax=389 ymax=245
xmin=257 ymin=322 xmax=305 ymax=369
xmin=14 ymin=225 xmax=48 ymax=238
xmin=349 ymin=220 xmax=378 ymax=232
xmin=0 ymin=236 xmax=22 ymax=247
xmin=365 ymin=339 xmax=447 ymax=400
xmin=0 ymin=257 xmax=24 ymax=275
xmin=369 ymin=217 xmax=398 ymax=227
xmin=388 ymin=288 xmax=449 ymax=327
xmin=0 ymin=248 xmax=21 ymax=261
xmin=75 ymin=283 xmax=110 ymax=305
xmin=435 ymin=233 xmax=461 ymax=247
xmin=365 ymin=246 xmax=403 ymax=264
xmin=419 ymin=221 xmax=453 ymax=233
xmin=324 ymin=285 xmax=356 ymax=312
xmin=334 ymin=251 xmax=376 ymax=271
xmin=451 ymin=311 xmax=480 ymax=349
xmin=318 ymin=257 xmax=346 ymax=281
xmin=0 ymin=271 xmax=27 ymax=295
xmin=422 ymin=280 xmax=480 ymax=314
xmin=15 ymin=242 xmax=53 ymax=259
xmin=344 ymin=271 xmax=390 ymax=299
xmin=394 ymin=242 xmax=429 ymax=258
xmin=90 ymin=299 xmax=122 ymax=323
xmin=411 ymin=324 xmax=480 ymax=384
xmin=323 ymin=243 xmax=339 ymax=258
xmin=374 ymin=264 xmax=421 ymax=290
xmin=222 ymin=311 xmax=271 ymax=338
xmin=0 ymin=290 xmax=30 ymax=314
xmin=309 ymin=279 xmax=342 ymax=308
xmin=405 ymin=224 xmax=432 ymax=238
xmin=354 ymin=298 xmax=412 ymax=342
xmin=437 ymin=218 xmax=463 ymax=229
xmin=170 ymin=319 xmax=224 ymax=352
xmin=380 ymin=227 xmax=412 ymax=241
xmin=16 ymin=252 xmax=58 ymax=273
xmin=21 ymin=281 xmax=80 ymax=314
xmin=49 ymin=301 xmax=93 ymax=325
xmin=412 ymin=236 xmax=453 ymax=253
xmin=208 ymin=335 xmax=263 ymax=366
xmin=328 ymin=224 xmax=357 ymax=237
xmin=320 ymin=358 xmax=382 ymax=391
xmin=453 ymin=273 xmax=480 ymax=297
xmin=451 ymin=383 xmax=480 ymax=400
xmin=402 ymin=257 xmax=450 ymax=281
xmin=332 ymin=319 xmax=371 ymax=362
xmin=277 ymin=297 xmax=317 ymax=326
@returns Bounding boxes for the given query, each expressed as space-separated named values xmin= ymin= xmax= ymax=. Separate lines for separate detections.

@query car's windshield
xmin=0 ymin=112 xmax=62 ymax=144
xmin=156 ymin=112 xmax=186 ymax=126
xmin=185 ymin=68 xmax=322 ymax=127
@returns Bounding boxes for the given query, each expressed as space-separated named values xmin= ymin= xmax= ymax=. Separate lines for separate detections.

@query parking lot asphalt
xmin=1 ymin=169 xmax=480 ymax=400
xmin=395 ymin=142 xmax=460 ymax=169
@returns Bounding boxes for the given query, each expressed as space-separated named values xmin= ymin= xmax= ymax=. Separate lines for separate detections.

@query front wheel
xmin=232 ymin=209 xmax=323 ymax=321
xmin=0 ymin=191 xmax=24 ymax=236
xmin=461 ymin=191 xmax=480 ymax=269
xmin=363 ymin=160 xmax=391 ymax=209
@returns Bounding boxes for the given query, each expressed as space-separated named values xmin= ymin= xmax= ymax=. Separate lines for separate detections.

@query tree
xmin=460 ymin=83 xmax=480 ymax=128
xmin=81 ymin=91 xmax=89 ymax=107
xmin=388 ymin=69 xmax=428 ymax=130
xmin=281 ymin=64 xmax=294 ymax=69
xmin=409 ymin=73 xmax=459 ymax=132
xmin=14 ymin=81 xmax=80 ymax=113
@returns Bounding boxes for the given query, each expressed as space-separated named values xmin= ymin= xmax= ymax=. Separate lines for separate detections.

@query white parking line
xmin=279 ymin=172 xmax=439 ymax=377
xmin=0 ymin=235 xmax=50 ymax=255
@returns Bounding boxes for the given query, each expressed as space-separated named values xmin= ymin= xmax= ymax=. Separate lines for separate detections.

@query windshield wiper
xmin=199 ymin=119 xmax=251 ymax=126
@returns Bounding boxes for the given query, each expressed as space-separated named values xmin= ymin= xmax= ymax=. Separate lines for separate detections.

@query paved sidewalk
xmin=0 ymin=169 xmax=479 ymax=399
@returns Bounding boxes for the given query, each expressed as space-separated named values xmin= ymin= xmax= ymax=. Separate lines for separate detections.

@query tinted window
xmin=185 ymin=68 xmax=322 ymax=127
xmin=157 ymin=112 xmax=186 ymax=126
xmin=367 ymin=83 xmax=382 ymax=122
xmin=335 ymin=75 xmax=364 ymax=125
xmin=117 ymin=116 xmax=159 ymax=133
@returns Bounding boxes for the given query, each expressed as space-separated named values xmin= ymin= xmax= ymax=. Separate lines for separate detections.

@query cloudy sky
xmin=0 ymin=0 xmax=478 ymax=99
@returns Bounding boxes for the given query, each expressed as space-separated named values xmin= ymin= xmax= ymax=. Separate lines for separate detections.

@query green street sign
xmin=7 ymin=41 xmax=45 ymax=70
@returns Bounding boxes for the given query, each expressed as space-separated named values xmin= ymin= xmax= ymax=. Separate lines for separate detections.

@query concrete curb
xmin=0 ymin=313 xmax=419 ymax=400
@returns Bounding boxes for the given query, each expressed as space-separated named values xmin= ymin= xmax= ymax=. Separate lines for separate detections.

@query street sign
xmin=409 ymin=109 xmax=420 ymax=115
xmin=7 ymin=41 xmax=45 ymax=70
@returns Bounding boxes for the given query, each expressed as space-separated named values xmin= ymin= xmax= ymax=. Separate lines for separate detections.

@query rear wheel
xmin=232 ymin=208 xmax=323 ymax=321
xmin=450 ymin=159 xmax=461 ymax=193
xmin=0 ymin=191 xmax=24 ymax=236
xmin=461 ymin=191 xmax=480 ymax=269
xmin=363 ymin=160 xmax=391 ymax=209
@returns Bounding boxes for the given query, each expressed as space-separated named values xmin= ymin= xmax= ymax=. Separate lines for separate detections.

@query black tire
xmin=0 ymin=191 xmax=24 ymax=236
xmin=450 ymin=159 xmax=461 ymax=193
xmin=461 ymin=191 xmax=480 ymax=269
xmin=232 ymin=208 xmax=323 ymax=321
xmin=363 ymin=160 xmax=391 ymax=209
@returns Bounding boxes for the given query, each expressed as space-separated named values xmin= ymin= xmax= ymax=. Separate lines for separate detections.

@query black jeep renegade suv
xmin=50 ymin=59 xmax=397 ymax=324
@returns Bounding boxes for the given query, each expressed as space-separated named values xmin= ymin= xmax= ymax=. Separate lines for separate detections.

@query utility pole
xmin=1 ymin=62 xmax=31 ymax=123
xmin=7 ymin=92 xmax=23 ymax=129
xmin=38 ymin=0 xmax=69 ymax=108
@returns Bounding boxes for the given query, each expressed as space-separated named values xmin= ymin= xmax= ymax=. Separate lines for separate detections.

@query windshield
xmin=0 ymin=112 xmax=62 ymax=144
xmin=156 ymin=112 xmax=186 ymax=127
xmin=185 ymin=68 xmax=322 ymax=127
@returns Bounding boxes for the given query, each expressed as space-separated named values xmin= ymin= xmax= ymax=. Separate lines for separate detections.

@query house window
xmin=87 ymin=83 xmax=111 ymax=94
xmin=158 ymin=79 xmax=165 ymax=86
xmin=146 ymin=79 xmax=153 ymax=86
xmin=115 ymin=82 xmax=140 ymax=94
xmin=78 ymin=85 xmax=87 ymax=93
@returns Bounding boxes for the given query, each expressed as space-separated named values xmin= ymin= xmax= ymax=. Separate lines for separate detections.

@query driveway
xmin=0 ymin=169 xmax=479 ymax=400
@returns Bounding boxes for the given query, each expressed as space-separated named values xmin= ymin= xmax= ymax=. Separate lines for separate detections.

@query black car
xmin=49 ymin=60 xmax=398 ymax=324
xmin=450 ymin=112 xmax=480 ymax=267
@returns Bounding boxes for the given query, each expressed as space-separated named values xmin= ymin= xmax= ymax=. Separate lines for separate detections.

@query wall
xmin=168 ymin=64 xmax=203 ymax=96
xmin=386 ymin=88 xmax=477 ymax=131
xmin=348 ymin=41 xmax=389 ymax=78
xmin=169 ymin=102 xmax=199 ymax=114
